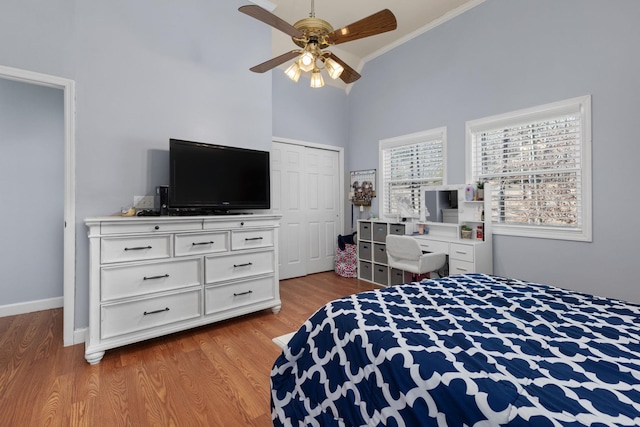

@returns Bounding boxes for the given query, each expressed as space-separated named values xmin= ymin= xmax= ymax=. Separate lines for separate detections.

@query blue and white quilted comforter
xmin=271 ymin=274 xmax=640 ymax=426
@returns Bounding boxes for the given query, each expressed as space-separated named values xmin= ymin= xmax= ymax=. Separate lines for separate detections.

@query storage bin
xmin=358 ymin=221 xmax=372 ymax=240
xmin=389 ymin=223 xmax=406 ymax=235
xmin=390 ymin=268 xmax=406 ymax=286
xmin=358 ymin=241 xmax=372 ymax=261
xmin=373 ymin=265 xmax=389 ymax=286
xmin=372 ymin=223 xmax=388 ymax=242
xmin=359 ymin=261 xmax=372 ymax=281
xmin=335 ymin=243 xmax=357 ymax=278
xmin=373 ymin=243 xmax=388 ymax=264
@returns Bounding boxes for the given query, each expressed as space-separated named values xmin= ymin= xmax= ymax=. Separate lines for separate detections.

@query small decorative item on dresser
xmin=465 ymin=185 xmax=475 ymax=201
xmin=461 ymin=225 xmax=473 ymax=239
xmin=476 ymin=181 xmax=484 ymax=201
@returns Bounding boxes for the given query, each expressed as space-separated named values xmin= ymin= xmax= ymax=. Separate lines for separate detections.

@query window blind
xmin=381 ymin=138 xmax=443 ymax=217
xmin=472 ymin=111 xmax=584 ymax=229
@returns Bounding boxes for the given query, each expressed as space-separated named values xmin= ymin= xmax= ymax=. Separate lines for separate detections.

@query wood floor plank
xmin=0 ymin=272 xmax=378 ymax=426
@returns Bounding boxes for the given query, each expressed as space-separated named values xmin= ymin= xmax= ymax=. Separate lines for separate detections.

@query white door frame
xmin=0 ymin=65 xmax=76 ymax=346
xmin=272 ymin=136 xmax=345 ymax=275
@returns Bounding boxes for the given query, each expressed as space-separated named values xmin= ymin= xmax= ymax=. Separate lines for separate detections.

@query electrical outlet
xmin=133 ymin=196 xmax=155 ymax=210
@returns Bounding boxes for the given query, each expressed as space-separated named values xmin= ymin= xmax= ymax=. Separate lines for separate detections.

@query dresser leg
xmin=85 ymin=350 xmax=105 ymax=365
xmin=271 ymin=305 xmax=282 ymax=314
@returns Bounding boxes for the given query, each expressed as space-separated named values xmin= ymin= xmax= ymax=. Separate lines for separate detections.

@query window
xmin=466 ymin=95 xmax=592 ymax=241
xmin=379 ymin=128 xmax=446 ymax=219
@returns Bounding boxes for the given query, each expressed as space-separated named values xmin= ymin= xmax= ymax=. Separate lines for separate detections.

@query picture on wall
xmin=350 ymin=169 xmax=376 ymax=206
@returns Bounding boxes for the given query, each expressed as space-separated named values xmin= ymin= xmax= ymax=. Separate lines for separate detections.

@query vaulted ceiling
xmin=248 ymin=0 xmax=483 ymax=88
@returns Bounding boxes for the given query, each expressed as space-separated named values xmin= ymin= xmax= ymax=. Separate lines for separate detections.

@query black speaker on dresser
xmin=156 ymin=185 xmax=169 ymax=215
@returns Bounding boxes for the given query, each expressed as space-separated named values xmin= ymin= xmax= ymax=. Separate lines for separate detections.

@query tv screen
xmin=169 ymin=139 xmax=270 ymax=212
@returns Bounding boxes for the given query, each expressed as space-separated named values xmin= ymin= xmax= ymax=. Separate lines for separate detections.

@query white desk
xmin=357 ymin=184 xmax=493 ymax=286
xmin=357 ymin=220 xmax=493 ymax=286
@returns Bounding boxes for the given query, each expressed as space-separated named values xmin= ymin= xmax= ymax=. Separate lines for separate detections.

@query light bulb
xmin=324 ymin=57 xmax=344 ymax=80
xmin=299 ymin=51 xmax=316 ymax=72
xmin=310 ymin=69 xmax=324 ymax=88
xmin=284 ymin=62 xmax=301 ymax=82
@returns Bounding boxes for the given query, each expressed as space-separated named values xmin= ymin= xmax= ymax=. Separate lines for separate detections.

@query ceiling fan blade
xmin=250 ymin=51 xmax=300 ymax=73
xmin=239 ymin=5 xmax=303 ymax=39
xmin=326 ymin=9 xmax=397 ymax=45
xmin=327 ymin=53 xmax=361 ymax=84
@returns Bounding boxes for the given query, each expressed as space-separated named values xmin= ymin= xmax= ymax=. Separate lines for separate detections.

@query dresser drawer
xmin=205 ymin=250 xmax=274 ymax=284
xmin=415 ymin=238 xmax=449 ymax=255
xmin=100 ymin=289 xmax=201 ymax=339
xmin=174 ymin=231 xmax=229 ymax=257
xmin=101 ymin=220 xmax=202 ymax=235
xmin=204 ymin=276 xmax=276 ymax=315
xmin=231 ymin=229 xmax=274 ymax=250
xmin=450 ymin=243 xmax=474 ymax=263
xmin=203 ymin=219 xmax=277 ymax=230
xmin=450 ymin=259 xmax=476 ymax=275
xmin=101 ymin=258 xmax=202 ymax=302
xmin=101 ymin=235 xmax=171 ymax=264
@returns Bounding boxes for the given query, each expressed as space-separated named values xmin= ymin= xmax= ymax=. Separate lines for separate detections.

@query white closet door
xmin=272 ymin=141 xmax=342 ymax=280
xmin=305 ymin=148 xmax=340 ymax=274
xmin=271 ymin=142 xmax=307 ymax=279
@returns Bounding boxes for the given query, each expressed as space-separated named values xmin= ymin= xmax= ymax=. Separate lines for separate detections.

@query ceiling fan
xmin=239 ymin=1 xmax=397 ymax=87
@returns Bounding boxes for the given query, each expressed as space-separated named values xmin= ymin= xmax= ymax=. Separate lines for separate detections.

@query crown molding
xmin=248 ymin=0 xmax=276 ymax=12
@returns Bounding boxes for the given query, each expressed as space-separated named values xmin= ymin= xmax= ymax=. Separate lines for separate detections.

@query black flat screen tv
xmin=169 ymin=139 xmax=270 ymax=213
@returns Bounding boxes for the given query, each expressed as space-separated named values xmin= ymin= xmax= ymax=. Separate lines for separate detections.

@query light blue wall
xmin=346 ymin=0 xmax=640 ymax=302
xmin=272 ymin=72 xmax=348 ymax=146
xmin=1 ymin=0 xmax=272 ymax=328
xmin=3 ymin=0 xmax=640 ymax=330
xmin=0 ymin=79 xmax=64 ymax=304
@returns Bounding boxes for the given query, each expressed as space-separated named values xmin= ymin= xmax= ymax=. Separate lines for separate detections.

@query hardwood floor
xmin=0 ymin=272 xmax=379 ymax=426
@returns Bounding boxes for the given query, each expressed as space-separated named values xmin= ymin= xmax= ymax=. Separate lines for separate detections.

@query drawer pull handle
xmin=456 ymin=267 xmax=469 ymax=272
xmin=233 ymin=262 xmax=253 ymax=268
xmin=143 ymin=274 xmax=169 ymax=280
xmin=143 ymin=307 xmax=170 ymax=315
xmin=192 ymin=241 xmax=214 ymax=246
xmin=455 ymin=250 xmax=468 ymax=255
xmin=124 ymin=246 xmax=152 ymax=251
xmin=233 ymin=290 xmax=253 ymax=297
xmin=245 ymin=237 xmax=263 ymax=241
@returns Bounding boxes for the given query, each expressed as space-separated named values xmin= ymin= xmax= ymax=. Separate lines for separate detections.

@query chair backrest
xmin=385 ymin=235 xmax=422 ymax=262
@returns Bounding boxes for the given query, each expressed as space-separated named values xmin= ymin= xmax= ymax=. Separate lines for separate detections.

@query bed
xmin=270 ymin=274 xmax=640 ymax=426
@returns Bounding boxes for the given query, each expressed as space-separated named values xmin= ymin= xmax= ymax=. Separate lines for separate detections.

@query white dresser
xmin=84 ymin=214 xmax=281 ymax=364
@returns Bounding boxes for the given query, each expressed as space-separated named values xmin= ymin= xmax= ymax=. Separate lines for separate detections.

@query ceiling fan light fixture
xmin=299 ymin=51 xmax=316 ymax=72
xmin=324 ymin=57 xmax=344 ymax=80
xmin=284 ymin=62 xmax=302 ymax=82
xmin=310 ymin=68 xmax=324 ymax=88
xmin=240 ymin=4 xmax=397 ymax=87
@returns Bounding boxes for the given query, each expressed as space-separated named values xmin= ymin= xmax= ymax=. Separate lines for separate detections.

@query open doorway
xmin=0 ymin=65 xmax=76 ymax=346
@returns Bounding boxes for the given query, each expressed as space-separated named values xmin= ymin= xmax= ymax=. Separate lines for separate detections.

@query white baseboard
xmin=74 ymin=327 xmax=87 ymax=345
xmin=0 ymin=296 xmax=63 ymax=318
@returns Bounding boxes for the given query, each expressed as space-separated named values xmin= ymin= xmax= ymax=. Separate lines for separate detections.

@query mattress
xmin=271 ymin=274 xmax=640 ymax=426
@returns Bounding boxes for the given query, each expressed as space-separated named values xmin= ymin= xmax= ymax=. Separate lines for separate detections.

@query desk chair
xmin=386 ymin=235 xmax=446 ymax=281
